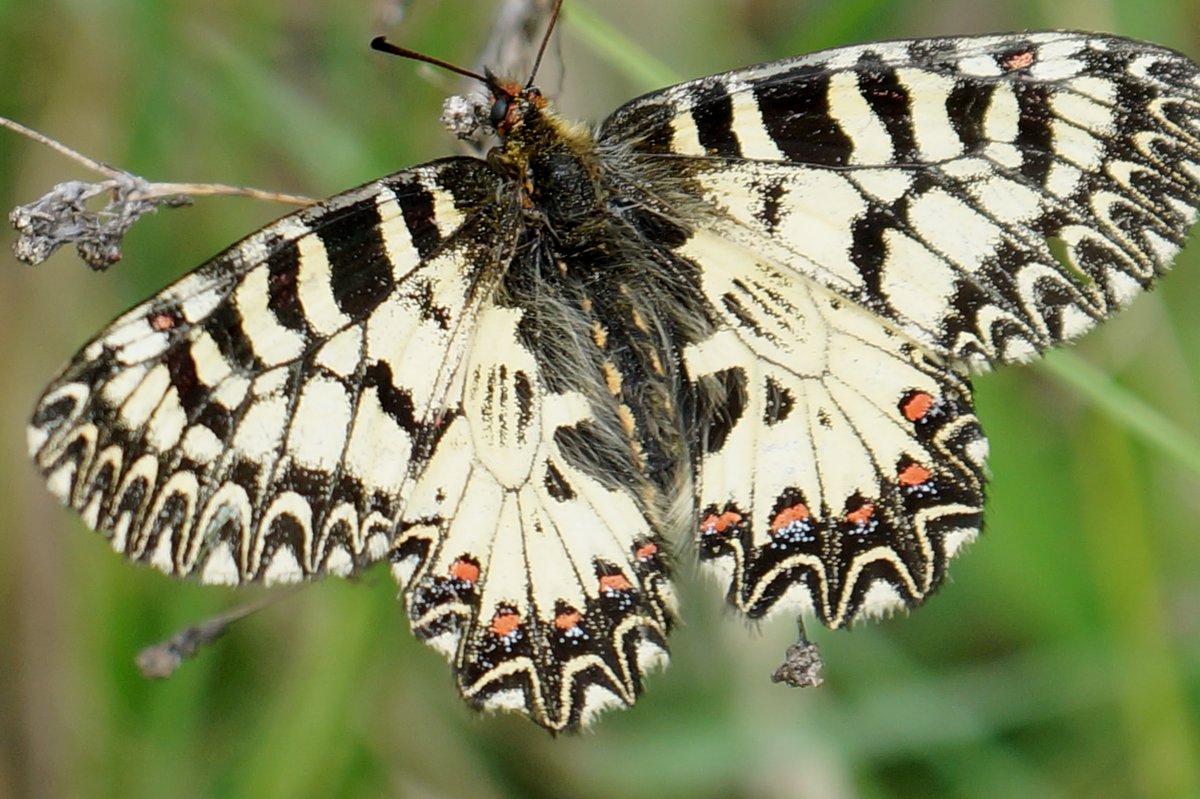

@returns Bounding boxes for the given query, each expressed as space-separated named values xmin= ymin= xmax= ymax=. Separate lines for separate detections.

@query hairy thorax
xmin=492 ymin=105 xmax=709 ymax=534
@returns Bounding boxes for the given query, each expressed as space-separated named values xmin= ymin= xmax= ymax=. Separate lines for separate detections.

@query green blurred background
xmin=2 ymin=1 xmax=1200 ymax=797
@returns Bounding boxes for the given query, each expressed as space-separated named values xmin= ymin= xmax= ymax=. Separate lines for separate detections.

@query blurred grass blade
xmin=1042 ymin=349 xmax=1200 ymax=475
xmin=563 ymin=3 xmax=680 ymax=89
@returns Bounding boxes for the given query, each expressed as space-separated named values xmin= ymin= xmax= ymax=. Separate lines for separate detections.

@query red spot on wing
xmin=635 ymin=542 xmax=658 ymax=561
xmin=901 ymin=391 xmax=935 ymax=422
xmin=599 ymin=574 xmax=633 ymax=592
xmin=149 ymin=312 xmax=177 ymax=332
xmin=700 ymin=511 xmax=742 ymax=534
xmin=450 ymin=558 xmax=480 ymax=584
xmin=845 ymin=503 xmax=875 ymax=526
xmin=898 ymin=463 xmax=932 ymax=487
xmin=489 ymin=608 xmax=520 ymax=637
xmin=554 ymin=609 xmax=582 ymax=630
xmin=771 ymin=504 xmax=810 ymax=532
xmin=1003 ymin=50 xmax=1035 ymax=71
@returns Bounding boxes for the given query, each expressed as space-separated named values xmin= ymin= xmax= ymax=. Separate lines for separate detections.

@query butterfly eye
xmin=490 ymin=95 xmax=512 ymax=129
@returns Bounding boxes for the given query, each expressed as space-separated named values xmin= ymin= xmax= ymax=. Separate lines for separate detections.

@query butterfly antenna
xmin=525 ymin=0 xmax=564 ymax=88
xmin=370 ymin=35 xmax=501 ymax=93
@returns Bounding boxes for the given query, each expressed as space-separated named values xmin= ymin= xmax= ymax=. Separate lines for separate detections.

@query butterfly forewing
xmin=602 ymin=32 xmax=1200 ymax=367
xmin=25 ymin=25 xmax=1200 ymax=732
xmin=29 ymin=157 xmax=510 ymax=585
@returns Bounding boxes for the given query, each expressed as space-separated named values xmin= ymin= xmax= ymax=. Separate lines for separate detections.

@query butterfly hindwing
xmin=28 ymin=157 xmax=510 ymax=585
xmin=677 ymin=229 xmax=987 ymax=625
xmin=391 ymin=305 xmax=674 ymax=731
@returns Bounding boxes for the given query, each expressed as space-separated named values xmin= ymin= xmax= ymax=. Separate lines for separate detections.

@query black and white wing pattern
xmin=600 ymin=31 xmax=1200 ymax=626
xmin=25 ymin=26 xmax=1200 ymax=732
xmin=27 ymin=153 xmax=679 ymax=729
xmin=29 ymin=157 xmax=511 ymax=585
xmin=391 ymin=304 xmax=674 ymax=729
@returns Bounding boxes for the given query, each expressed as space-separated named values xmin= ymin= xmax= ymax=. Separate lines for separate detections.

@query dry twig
xmin=2 ymin=116 xmax=314 ymax=270
xmin=136 ymin=591 xmax=298 ymax=679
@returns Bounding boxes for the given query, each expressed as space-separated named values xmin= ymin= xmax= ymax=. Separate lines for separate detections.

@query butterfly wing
xmin=673 ymin=228 xmax=988 ymax=625
xmin=599 ymin=32 xmax=1200 ymax=624
xmin=390 ymin=303 xmax=675 ymax=731
xmin=28 ymin=157 xmax=512 ymax=586
xmin=603 ymin=32 xmax=1200 ymax=366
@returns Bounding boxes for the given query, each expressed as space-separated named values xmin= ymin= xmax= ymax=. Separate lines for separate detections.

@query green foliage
xmin=2 ymin=1 xmax=1198 ymax=797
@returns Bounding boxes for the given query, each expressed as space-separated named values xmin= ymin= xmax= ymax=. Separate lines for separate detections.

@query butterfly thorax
xmin=485 ymin=84 xmax=702 ymax=534
xmin=488 ymin=85 xmax=607 ymax=235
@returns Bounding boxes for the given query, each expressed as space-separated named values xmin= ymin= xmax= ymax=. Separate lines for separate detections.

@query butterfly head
xmin=485 ymin=73 xmax=548 ymax=137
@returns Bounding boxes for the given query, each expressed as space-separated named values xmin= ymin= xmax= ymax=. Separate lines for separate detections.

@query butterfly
xmin=25 ymin=3 xmax=1200 ymax=731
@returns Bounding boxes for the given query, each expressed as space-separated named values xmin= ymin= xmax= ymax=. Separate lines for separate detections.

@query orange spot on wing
xmin=700 ymin=511 xmax=742 ymax=534
xmin=901 ymin=392 xmax=935 ymax=422
xmin=898 ymin=463 xmax=932 ymax=487
xmin=635 ymin=542 xmax=658 ymax=561
xmin=771 ymin=504 xmax=810 ymax=532
xmin=450 ymin=558 xmax=480 ymax=584
xmin=846 ymin=503 xmax=875 ymax=525
xmin=1003 ymin=50 xmax=1035 ymax=70
xmin=554 ymin=610 xmax=582 ymax=630
xmin=489 ymin=609 xmax=520 ymax=637
xmin=149 ymin=312 xmax=176 ymax=332
xmin=599 ymin=574 xmax=633 ymax=592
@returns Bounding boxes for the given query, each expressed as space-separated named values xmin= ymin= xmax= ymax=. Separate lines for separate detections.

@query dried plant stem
xmin=1 ymin=115 xmax=316 ymax=206
xmin=3 ymin=115 xmax=316 ymax=269
xmin=136 ymin=589 xmax=301 ymax=679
